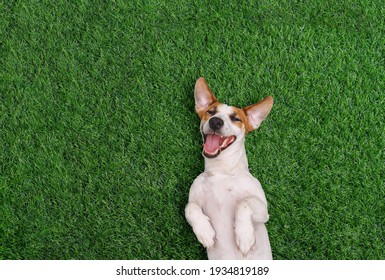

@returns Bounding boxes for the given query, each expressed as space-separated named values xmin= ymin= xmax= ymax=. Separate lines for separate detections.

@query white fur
xmin=185 ymin=78 xmax=273 ymax=260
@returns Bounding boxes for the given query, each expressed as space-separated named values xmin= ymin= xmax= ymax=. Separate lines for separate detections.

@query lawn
xmin=0 ymin=0 xmax=384 ymax=259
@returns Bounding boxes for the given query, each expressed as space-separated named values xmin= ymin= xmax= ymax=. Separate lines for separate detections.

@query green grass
xmin=1 ymin=0 xmax=384 ymax=259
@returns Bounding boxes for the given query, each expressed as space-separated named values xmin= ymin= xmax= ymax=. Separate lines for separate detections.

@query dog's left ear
xmin=243 ymin=96 xmax=274 ymax=132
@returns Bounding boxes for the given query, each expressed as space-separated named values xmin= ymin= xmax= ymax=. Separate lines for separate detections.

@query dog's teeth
xmin=221 ymin=138 xmax=228 ymax=148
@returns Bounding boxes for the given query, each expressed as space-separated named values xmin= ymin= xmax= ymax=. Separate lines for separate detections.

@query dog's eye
xmin=230 ymin=114 xmax=242 ymax=122
xmin=207 ymin=109 xmax=216 ymax=116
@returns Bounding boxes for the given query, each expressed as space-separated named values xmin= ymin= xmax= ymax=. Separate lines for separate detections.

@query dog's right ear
xmin=194 ymin=77 xmax=218 ymax=117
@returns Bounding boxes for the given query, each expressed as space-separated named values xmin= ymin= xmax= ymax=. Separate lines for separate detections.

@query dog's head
xmin=194 ymin=77 xmax=273 ymax=158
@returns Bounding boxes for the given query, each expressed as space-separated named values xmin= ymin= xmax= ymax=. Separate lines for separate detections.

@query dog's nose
xmin=209 ymin=117 xmax=224 ymax=130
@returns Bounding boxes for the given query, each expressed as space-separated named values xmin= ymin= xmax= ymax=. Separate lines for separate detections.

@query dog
xmin=185 ymin=77 xmax=273 ymax=260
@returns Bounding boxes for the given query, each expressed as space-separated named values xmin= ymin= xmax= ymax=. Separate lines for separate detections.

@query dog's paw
xmin=252 ymin=212 xmax=269 ymax=224
xmin=197 ymin=229 xmax=216 ymax=248
xmin=235 ymin=222 xmax=255 ymax=256
xmin=194 ymin=222 xmax=216 ymax=248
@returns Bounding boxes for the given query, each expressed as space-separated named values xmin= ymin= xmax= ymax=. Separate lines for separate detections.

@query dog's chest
xmin=199 ymin=173 xmax=262 ymax=213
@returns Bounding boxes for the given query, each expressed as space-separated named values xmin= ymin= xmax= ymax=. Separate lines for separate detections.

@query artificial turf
xmin=1 ymin=0 xmax=384 ymax=260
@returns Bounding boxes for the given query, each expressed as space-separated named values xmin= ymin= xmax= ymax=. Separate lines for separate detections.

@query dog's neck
xmin=203 ymin=138 xmax=249 ymax=176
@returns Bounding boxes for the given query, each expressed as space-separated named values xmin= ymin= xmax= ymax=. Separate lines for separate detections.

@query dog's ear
xmin=243 ymin=96 xmax=274 ymax=132
xmin=194 ymin=77 xmax=218 ymax=117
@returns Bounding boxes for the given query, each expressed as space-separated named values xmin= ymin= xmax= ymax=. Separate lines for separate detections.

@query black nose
xmin=209 ymin=117 xmax=224 ymax=130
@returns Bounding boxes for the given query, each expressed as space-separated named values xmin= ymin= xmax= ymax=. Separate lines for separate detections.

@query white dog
xmin=185 ymin=77 xmax=273 ymax=259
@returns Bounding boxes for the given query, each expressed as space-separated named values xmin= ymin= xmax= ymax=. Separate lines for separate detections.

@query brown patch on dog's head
xmin=199 ymin=102 xmax=221 ymax=122
xmin=227 ymin=107 xmax=246 ymax=132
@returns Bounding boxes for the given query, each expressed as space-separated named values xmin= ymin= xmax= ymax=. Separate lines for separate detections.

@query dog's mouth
xmin=203 ymin=134 xmax=237 ymax=158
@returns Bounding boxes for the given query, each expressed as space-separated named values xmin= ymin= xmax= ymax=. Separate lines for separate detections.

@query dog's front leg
xmin=185 ymin=202 xmax=216 ymax=248
xmin=234 ymin=197 xmax=269 ymax=256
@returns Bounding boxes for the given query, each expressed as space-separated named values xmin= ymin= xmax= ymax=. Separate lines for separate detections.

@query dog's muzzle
xmin=203 ymin=117 xmax=236 ymax=158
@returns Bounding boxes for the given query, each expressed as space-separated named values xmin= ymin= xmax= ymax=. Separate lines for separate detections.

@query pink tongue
xmin=204 ymin=134 xmax=222 ymax=153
